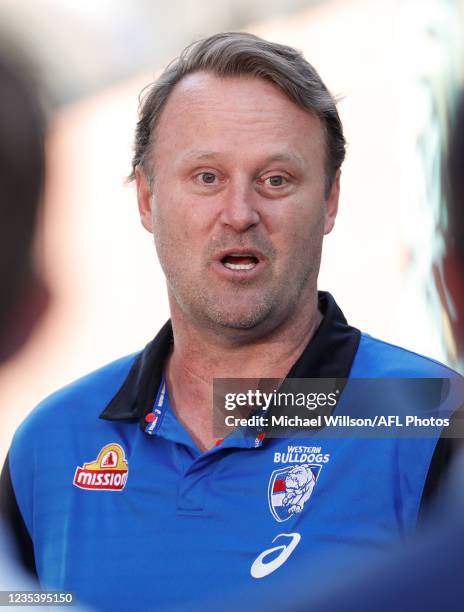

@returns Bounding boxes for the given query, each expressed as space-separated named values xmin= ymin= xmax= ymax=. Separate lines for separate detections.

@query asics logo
xmin=250 ymin=532 xmax=301 ymax=578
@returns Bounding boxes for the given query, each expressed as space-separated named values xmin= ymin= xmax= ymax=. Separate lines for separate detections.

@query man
xmin=0 ymin=43 xmax=48 ymax=587
xmin=1 ymin=32 xmax=462 ymax=611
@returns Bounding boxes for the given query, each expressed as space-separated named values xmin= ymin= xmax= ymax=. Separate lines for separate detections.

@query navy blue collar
xmin=99 ymin=291 xmax=360 ymax=426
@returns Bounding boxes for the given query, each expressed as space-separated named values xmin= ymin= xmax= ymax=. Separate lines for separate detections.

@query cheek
xmin=152 ymin=185 xmax=184 ymax=240
xmin=271 ymin=202 xmax=325 ymax=254
xmin=152 ymin=199 xmax=206 ymax=267
xmin=153 ymin=181 xmax=213 ymax=226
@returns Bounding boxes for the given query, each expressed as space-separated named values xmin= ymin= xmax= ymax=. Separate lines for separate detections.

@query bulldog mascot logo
xmin=268 ymin=464 xmax=322 ymax=522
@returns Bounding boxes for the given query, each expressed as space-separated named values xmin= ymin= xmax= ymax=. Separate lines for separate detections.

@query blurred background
xmin=0 ymin=0 xmax=463 ymax=464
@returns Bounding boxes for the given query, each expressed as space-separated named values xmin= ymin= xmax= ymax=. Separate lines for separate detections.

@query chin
xmin=216 ymin=314 xmax=266 ymax=331
xmin=206 ymin=309 xmax=264 ymax=329
xmin=205 ymin=301 xmax=278 ymax=333
xmin=174 ymin=283 xmax=295 ymax=335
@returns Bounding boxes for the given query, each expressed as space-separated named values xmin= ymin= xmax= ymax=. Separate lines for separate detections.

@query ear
xmin=135 ymin=165 xmax=154 ymax=233
xmin=323 ymin=170 xmax=341 ymax=235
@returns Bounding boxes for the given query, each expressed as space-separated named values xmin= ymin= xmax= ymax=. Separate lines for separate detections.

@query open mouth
xmin=221 ymin=253 xmax=260 ymax=271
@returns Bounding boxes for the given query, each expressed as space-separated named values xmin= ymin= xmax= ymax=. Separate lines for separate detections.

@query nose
xmin=219 ymin=178 xmax=260 ymax=232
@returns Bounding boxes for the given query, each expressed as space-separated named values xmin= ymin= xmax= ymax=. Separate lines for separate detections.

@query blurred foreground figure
xmin=435 ymin=94 xmax=464 ymax=371
xmin=0 ymin=44 xmax=48 ymax=587
xmin=1 ymin=32 xmax=463 ymax=611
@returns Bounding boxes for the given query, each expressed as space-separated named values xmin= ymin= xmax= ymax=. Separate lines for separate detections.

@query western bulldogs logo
xmin=268 ymin=464 xmax=321 ymax=522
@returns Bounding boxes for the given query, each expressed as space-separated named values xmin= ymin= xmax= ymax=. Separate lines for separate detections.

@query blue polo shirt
xmin=1 ymin=293 xmax=462 ymax=611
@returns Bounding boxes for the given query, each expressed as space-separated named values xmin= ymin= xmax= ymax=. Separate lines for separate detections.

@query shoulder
xmin=10 ymin=352 xmax=140 ymax=450
xmin=351 ymin=334 xmax=463 ymax=522
xmin=5 ymin=352 xmax=141 ymax=542
xmin=352 ymin=333 xmax=460 ymax=378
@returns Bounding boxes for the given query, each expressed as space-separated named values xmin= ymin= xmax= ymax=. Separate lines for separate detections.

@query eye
xmin=263 ymin=175 xmax=288 ymax=187
xmin=198 ymin=172 xmax=217 ymax=184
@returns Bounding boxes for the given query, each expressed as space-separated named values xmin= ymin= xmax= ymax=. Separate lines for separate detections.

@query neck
xmin=168 ymin=292 xmax=322 ymax=380
xmin=164 ymin=291 xmax=322 ymax=451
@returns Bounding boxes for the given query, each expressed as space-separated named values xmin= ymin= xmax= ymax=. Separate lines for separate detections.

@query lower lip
xmin=211 ymin=259 xmax=266 ymax=281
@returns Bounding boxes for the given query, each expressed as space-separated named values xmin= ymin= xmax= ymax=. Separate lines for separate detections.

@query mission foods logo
xmin=73 ymin=443 xmax=129 ymax=491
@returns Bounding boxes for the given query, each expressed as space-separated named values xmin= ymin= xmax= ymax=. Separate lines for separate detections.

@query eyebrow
xmin=180 ymin=149 xmax=220 ymax=161
xmin=180 ymin=149 xmax=304 ymax=168
xmin=262 ymin=152 xmax=304 ymax=168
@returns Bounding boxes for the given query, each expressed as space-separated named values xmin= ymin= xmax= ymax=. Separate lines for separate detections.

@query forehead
xmin=153 ymin=71 xmax=325 ymax=166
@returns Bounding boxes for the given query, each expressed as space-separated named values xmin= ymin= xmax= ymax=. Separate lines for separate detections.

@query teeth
xmin=224 ymin=263 xmax=255 ymax=270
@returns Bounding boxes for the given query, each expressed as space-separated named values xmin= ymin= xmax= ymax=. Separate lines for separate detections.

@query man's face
xmin=136 ymin=72 xmax=339 ymax=338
